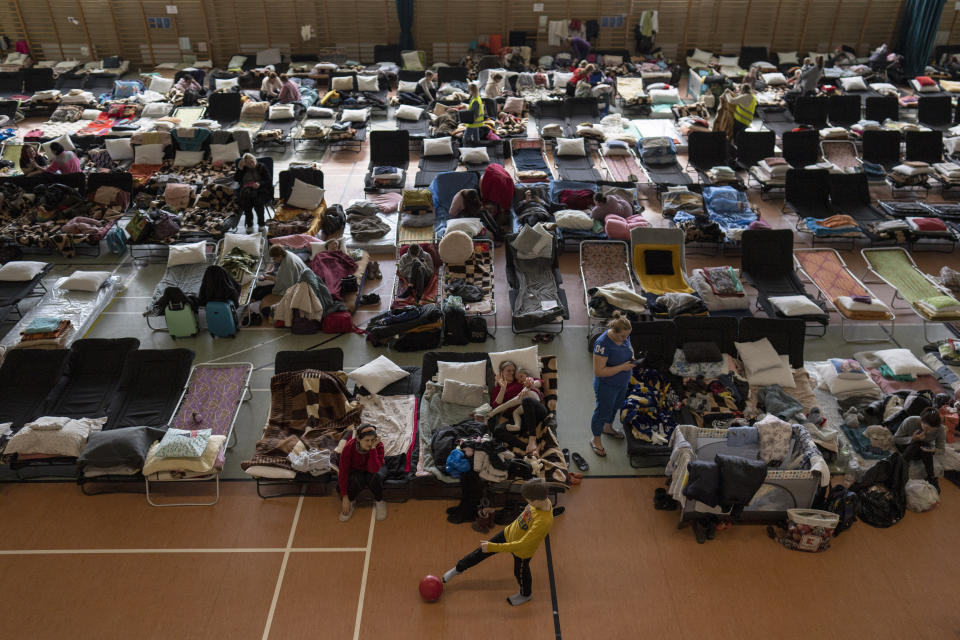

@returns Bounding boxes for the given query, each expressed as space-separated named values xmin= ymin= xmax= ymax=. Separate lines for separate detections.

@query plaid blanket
xmin=242 ymin=369 xmax=361 ymax=471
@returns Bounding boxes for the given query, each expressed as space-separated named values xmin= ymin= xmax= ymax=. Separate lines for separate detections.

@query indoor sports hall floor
xmin=1 ymin=119 xmax=959 ymax=640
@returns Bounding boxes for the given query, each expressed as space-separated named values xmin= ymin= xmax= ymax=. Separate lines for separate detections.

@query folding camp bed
xmin=616 ymin=76 xmax=648 ymax=114
xmin=364 ymin=129 xmax=410 ymax=192
xmin=415 ymin=138 xmax=459 ymax=188
xmin=842 ymin=84 xmax=881 ymax=106
xmin=85 ymin=73 xmax=119 ymax=98
xmin=784 ymin=167 xmax=836 ymax=227
xmin=862 ymin=129 xmax=901 ymax=172
xmin=782 ymin=129 xmax=821 ymax=167
xmin=740 ymin=229 xmax=828 ymax=334
xmin=826 ymin=173 xmax=886 ymax=237
xmin=0 ymin=274 xmax=123 ymax=351
xmin=55 ymin=72 xmax=86 ymax=91
xmin=0 ymin=72 xmax=22 ymax=99
xmin=861 ymin=247 xmax=960 ymax=341
xmin=144 ymin=362 xmax=253 ymax=506
xmin=172 ymin=105 xmax=205 ymax=128
xmin=536 ymin=100 xmax=566 ymax=136
xmin=392 ymin=243 xmax=442 ymax=309
xmin=548 ymin=179 xmax=604 ymax=250
xmin=733 ymin=130 xmax=780 ymax=195
xmin=271 ymin=167 xmax=325 ymax=237
xmin=637 ymin=148 xmax=691 ymax=198
xmin=564 ymin=97 xmax=600 ymax=132
xmin=580 ymin=239 xmax=639 ymax=331
xmin=216 ymin=234 xmax=267 ymax=306
xmin=794 ymin=248 xmax=894 ymax=341
xmin=865 ymin=96 xmax=899 ymax=123
xmin=430 ymin=170 xmax=480 ymax=237
xmin=688 ymin=266 xmax=752 ymax=317
xmin=143 ymin=242 xmax=217 ymax=330
xmin=504 ymin=230 xmax=568 ymax=333
xmin=443 ymin=239 xmax=497 ymax=332
xmin=820 ymin=139 xmax=861 ymax=172
xmin=511 ymin=137 xmax=554 ymax=182
xmin=552 ymin=140 xmax=603 ymax=182
xmin=462 ymin=141 xmax=506 ymax=173
xmin=827 ymin=94 xmax=863 ymax=128
xmin=793 ymin=96 xmax=829 ymax=129
xmin=758 ymin=104 xmax=797 ymax=137
xmin=898 ymin=129 xmax=947 ymax=197
xmin=0 ymin=348 xmax=68 ymax=430
xmin=600 ymin=145 xmax=648 ymax=187
xmin=629 ymin=227 xmax=704 ymax=317
xmin=6 ymin=338 xmax=140 ymax=479
xmin=0 ymin=262 xmax=52 ymax=323
xmin=22 ymin=68 xmax=54 ymax=94
xmin=917 ymin=95 xmax=954 ymax=131
xmin=686 ymin=130 xmax=744 ymax=188
xmin=397 ymin=111 xmax=430 ymax=139
xmin=699 ymin=185 xmax=757 ymax=249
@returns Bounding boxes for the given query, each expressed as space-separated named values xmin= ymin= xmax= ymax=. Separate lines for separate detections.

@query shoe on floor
xmin=442 ymin=567 xmax=460 ymax=583
xmin=507 ymin=593 xmax=532 ymax=606
xmin=338 ymin=501 xmax=355 ymax=523
xmin=375 ymin=500 xmax=387 ymax=521
xmin=245 ymin=225 xmax=254 ymax=234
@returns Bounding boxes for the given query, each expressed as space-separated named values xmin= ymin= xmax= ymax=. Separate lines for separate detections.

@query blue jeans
xmin=591 ymin=379 xmax=628 ymax=437
xmin=464 ymin=126 xmax=483 ymax=145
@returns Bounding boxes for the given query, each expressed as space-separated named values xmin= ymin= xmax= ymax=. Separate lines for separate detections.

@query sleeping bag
xmin=480 ymin=163 xmax=514 ymax=214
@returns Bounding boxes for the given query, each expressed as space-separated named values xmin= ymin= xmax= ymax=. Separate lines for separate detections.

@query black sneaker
xmin=693 ymin=520 xmax=708 ymax=544
xmin=931 ymin=477 xmax=941 ymax=494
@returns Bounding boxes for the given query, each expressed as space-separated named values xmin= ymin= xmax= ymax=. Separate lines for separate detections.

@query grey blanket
xmin=147 ymin=262 xmax=209 ymax=315
xmin=416 ymin=381 xmax=476 ymax=483
xmin=512 ymin=252 xmax=565 ymax=331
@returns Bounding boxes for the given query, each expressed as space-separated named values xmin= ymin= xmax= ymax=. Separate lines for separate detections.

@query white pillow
xmin=423 ymin=137 xmax=453 ymax=156
xmin=357 ymin=75 xmax=379 ymax=92
xmin=691 ymin=48 xmax=713 ymax=64
xmin=396 ymin=104 xmax=423 ymax=121
xmin=173 ymin=150 xmax=205 ymax=167
xmin=81 ymin=109 xmax=100 ymax=120
xmin=349 ymin=355 xmax=409 ymax=394
xmin=460 ymin=146 xmax=489 ymax=164
xmin=215 ymin=77 xmax=239 ymax=90
xmin=141 ymin=102 xmax=172 ymax=118
xmin=747 ymin=356 xmax=796 ymax=389
xmin=134 ymin=143 xmax=165 ymax=165
xmin=816 ymin=363 xmax=881 ymax=398
xmin=870 ymin=82 xmax=898 ymax=95
xmin=875 ymin=348 xmax=933 ymax=377
xmin=489 ymin=345 xmax=540 ymax=377
xmin=735 ymin=338 xmax=783 ymax=376
xmin=309 ymin=239 xmax=344 ymax=258
xmin=762 ymin=72 xmax=788 ymax=86
xmin=441 ymin=379 xmax=487 ymax=407
xmin=913 ymin=78 xmax=940 ymax=93
xmin=307 ymin=106 xmax=334 ymax=118
xmin=602 ymin=142 xmax=631 ymax=157
xmin=341 ymin=108 xmax=369 ymax=123
xmin=770 ymin=295 xmax=823 ymax=317
xmin=109 ymin=133 xmax=141 ymax=158
xmin=647 ymin=82 xmax=669 ymax=91
xmin=840 ymin=76 xmax=867 ymax=92
xmin=4 ymin=416 xmax=107 ymax=458
xmin=649 ymin=88 xmax=680 ymax=104
xmin=398 ymin=80 xmax=418 ymax=93
xmin=60 ymin=270 xmax=110 ymax=292
xmin=223 ymin=232 xmax=261 ymax=257
xmin=556 ymin=137 xmax=585 ymax=157
xmin=148 ymin=75 xmax=173 ymax=93
xmin=0 ymin=260 xmax=47 ymax=281
xmin=268 ymin=104 xmax=295 ymax=120
xmin=167 ymin=241 xmax=207 ymax=267
xmin=41 ymin=134 xmax=75 ymax=156
xmin=210 ymin=141 xmax=240 ymax=164
xmin=287 ymin=179 xmax=325 ymax=210
xmin=778 ymin=51 xmax=799 ymax=65
xmin=554 ymin=209 xmax=594 ymax=229
xmin=332 ymin=76 xmax=354 ymax=91
xmin=256 ymin=48 xmax=282 ymax=66
xmin=438 ymin=230 xmax=474 ymax=264
xmin=445 ymin=217 xmax=484 ymax=237
xmin=402 ymin=50 xmax=423 ymax=71
xmin=227 ymin=56 xmax=246 ymax=69
xmin=718 ymin=55 xmax=739 ymax=67
xmin=437 ymin=360 xmax=487 ymax=387
xmin=553 ymin=72 xmax=573 ymax=89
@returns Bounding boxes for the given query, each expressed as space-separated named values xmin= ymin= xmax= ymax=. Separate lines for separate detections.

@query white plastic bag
xmin=905 ymin=479 xmax=940 ymax=512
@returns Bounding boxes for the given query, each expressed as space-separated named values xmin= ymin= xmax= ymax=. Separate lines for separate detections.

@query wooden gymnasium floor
xmin=3 ymin=87 xmax=960 ymax=639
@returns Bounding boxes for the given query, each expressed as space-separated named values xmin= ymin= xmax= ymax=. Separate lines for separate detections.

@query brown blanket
xmin=242 ymin=369 xmax=362 ymax=471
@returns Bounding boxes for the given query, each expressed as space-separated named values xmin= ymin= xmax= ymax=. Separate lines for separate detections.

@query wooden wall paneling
xmin=743 ymin=0 xmax=778 ymax=50
xmin=713 ymin=0 xmax=750 ymax=53
xmin=657 ymin=0 xmax=690 ymax=59
xmin=80 ymin=0 xmax=119 ymax=61
xmin=1 ymin=1 xmax=29 ymax=51
xmin=772 ymin=0 xmax=806 ymax=52
xmin=859 ymin=0 xmax=903 ymax=53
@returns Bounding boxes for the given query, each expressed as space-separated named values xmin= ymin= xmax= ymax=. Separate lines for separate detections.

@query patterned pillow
xmin=154 ymin=428 xmax=212 ymax=458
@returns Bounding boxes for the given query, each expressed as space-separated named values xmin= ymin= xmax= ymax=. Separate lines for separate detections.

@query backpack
xmin=106 ymin=224 xmax=127 ymax=254
xmin=824 ymin=485 xmax=859 ymax=536
xmin=443 ymin=306 xmax=469 ymax=345
xmin=321 ymin=204 xmax=346 ymax=237
xmin=467 ymin=316 xmax=489 ymax=342
xmin=393 ymin=326 xmax=443 ymax=351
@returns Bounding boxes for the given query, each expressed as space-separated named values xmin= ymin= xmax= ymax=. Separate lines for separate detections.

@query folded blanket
xmin=23 ymin=317 xmax=64 ymax=335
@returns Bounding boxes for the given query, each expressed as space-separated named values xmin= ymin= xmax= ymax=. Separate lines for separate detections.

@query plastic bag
xmin=905 ymin=479 xmax=940 ymax=512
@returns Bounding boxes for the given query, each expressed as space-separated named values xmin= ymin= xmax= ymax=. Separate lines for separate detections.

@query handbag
xmin=125 ymin=209 xmax=152 ymax=242
xmin=339 ymin=274 xmax=359 ymax=294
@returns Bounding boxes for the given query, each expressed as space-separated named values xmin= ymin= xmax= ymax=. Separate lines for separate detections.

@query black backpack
xmin=443 ymin=307 xmax=469 ymax=345
xmin=824 ymin=485 xmax=858 ymax=536
xmin=321 ymin=204 xmax=346 ymax=237
xmin=467 ymin=316 xmax=488 ymax=342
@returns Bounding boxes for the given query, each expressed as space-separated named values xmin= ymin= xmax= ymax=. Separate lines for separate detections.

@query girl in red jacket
xmin=338 ymin=423 xmax=388 ymax=522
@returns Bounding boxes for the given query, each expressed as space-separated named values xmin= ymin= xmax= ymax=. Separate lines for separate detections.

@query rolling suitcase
xmin=206 ymin=300 xmax=238 ymax=338
xmin=164 ymin=301 xmax=199 ymax=338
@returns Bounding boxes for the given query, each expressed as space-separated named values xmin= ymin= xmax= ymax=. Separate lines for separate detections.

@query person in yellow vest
xmin=464 ymin=82 xmax=485 ymax=146
xmin=727 ymin=83 xmax=757 ymax=144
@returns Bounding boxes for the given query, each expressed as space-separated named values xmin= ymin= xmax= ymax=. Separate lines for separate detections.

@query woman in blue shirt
xmin=590 ymin=312 xmax=634 ymax=457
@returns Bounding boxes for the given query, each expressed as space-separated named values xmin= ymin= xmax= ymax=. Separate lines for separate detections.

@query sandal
xmin=588 ymin=441 xmax=606 ymax=457
xmin=540 ymin=333 xmax=555 ymax=344
xmin=562 ymin=448 xmax=570 ymax=465
xmin=603 ymin=427 xmax=625 ymax=440
xmin=571 ymin=451 xmax=590 ymax=471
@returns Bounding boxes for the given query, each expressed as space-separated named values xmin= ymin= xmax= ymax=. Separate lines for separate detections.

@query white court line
xmin=101 ymin=311 xmax=144 ymax=315
xmin=352 ymin=509 xmax=376 ymax=640
xmin=0 ymin=547 xmax=365 ymax=555
xmin=203 ymin=333 xmax=291 ymax=364
xmin=262 ymin=491 xmax=305 ymax=640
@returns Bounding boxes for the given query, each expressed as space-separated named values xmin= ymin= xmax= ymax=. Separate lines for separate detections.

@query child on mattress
xmin=338 ymin=423 xmax=388 ymax=522
xmin=442 ymin=478 xmax=554 ymax=606
xmin=893 ymin=407 xmax=945 ymax=492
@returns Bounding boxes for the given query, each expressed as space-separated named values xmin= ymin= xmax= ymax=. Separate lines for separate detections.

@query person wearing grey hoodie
xmin=396 ymin=243 xmax=434 ymax=301
xmin=894 ymin=407 xmax=944 ymax=491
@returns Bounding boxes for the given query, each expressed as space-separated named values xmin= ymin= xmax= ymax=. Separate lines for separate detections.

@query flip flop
xmin=540 ymin=333 xmax=555 ymax=343
xmin=562 ymin=448 xmax=570 ymax=464
xmin=603 ymin=427 xmax=625 ymax=440
xmin=571 ymin=451 xmax=590 ymax=471
xmin=588 ymin=440 xmax=607 ymax=457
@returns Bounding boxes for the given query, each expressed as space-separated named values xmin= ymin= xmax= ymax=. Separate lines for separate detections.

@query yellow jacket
xmin=466 ymin=96 xmax=485 ymax=128
xmin=486 ymin=503 xmax=553 ymax=559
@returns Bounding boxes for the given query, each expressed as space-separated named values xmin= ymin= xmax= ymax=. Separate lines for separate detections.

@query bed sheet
xmin=416 ymin=381 xmax=474 ymax=482
xmin=345 ymin=212 xmax=398 ymax=253
xmin=444 ymin=242 xmax=494 ymax=315
xmin=357 ymin=393 xmax=417 ymax=467
xmin=146 ymin=260 xmax=210 ymax=316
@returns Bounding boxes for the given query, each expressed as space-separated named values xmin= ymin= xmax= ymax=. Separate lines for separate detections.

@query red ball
xmin=419 ymin=574 xmax=443 ymax=602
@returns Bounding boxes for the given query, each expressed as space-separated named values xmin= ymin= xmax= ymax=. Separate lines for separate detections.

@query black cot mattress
xmin=0 ymin=348 xmax=69 ymax=428
xmin=106 ymin=348 xmax=195 ymax=429
xmin=40 ymin=338 xmax=140 ymax=419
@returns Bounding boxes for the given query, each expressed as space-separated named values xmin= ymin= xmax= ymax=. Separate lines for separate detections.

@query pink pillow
xmin=604 ymin=214 xmax=649 ymax=240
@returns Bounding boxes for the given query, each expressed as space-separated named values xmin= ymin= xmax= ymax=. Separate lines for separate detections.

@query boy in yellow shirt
xmin=442 ymin=478 xmax=554 ymax=606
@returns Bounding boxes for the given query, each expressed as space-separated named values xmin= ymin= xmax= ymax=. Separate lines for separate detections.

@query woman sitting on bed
xmin=337 ymin=423 xmax=388 ymax=523
xmin=19 ymin=145 xmax=46 ymax=176
xmin=252 ymin=244 xmax=330 ymax=313
xmin=261 ymin=71 xmax=282 ymax=100
xmin=276 ymin=74 xmax=301 ymax=104
xmin=591 ymin=192 xmax=632 ymax=221
xmin=44 ymin=142 xmax=81 ymax=175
